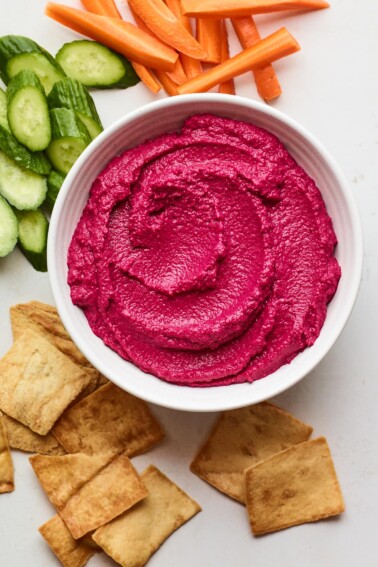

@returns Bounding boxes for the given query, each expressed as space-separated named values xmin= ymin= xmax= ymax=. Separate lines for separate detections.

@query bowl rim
xmin=48 ymin=93 xmax=364 ymax=412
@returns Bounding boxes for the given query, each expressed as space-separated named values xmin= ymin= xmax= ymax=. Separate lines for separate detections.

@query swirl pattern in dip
xmin=67 ymin=114 xmax=341 ymax=387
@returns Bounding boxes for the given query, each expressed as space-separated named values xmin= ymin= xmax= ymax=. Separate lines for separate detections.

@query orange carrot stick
xmin=218 ymin=20 xmax=235 ymax=95
xmin=196 ymin=18 xmax=223 ymax=64
xmin=181 ymin=0 xmax=329 ymax=17
xmin=154 ymin=69 xmax=179 ymax=96
xmin=232 ymin=16 xmax=281 ymax=101
xmin=165 ymin=0 xmax=202 ymax=79
xmin=127 ymin=0 xmax=207 ymax=59
xmin=81 ymin=0 xmax=162 ymax=92
xmin=45 ymin=2 xmax=178 ymax=71
xmin=81 ymin=0 xmax=122 ymax=18
xmin=129 ymin=3 xmax=187 ymax=84
xmin=131 ymin=61 xmax=161 ymax=92
xmin=177 ymin=27 xmax=300 ymax=95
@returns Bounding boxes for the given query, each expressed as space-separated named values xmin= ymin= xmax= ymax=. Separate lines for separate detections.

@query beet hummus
xmin=67 ymin=114 xmax=341 ymax=387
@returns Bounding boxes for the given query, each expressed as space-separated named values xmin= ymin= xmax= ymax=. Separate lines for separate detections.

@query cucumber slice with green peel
xmin=55 ymin=40 xmax=140 ymax=89
xmin=15 ymin=208 xmax=48 ymax=271
xmin=7 ymin=69 xmax=51 ymax=152
xmin=76 ymin=112 xmax=103 ymax=140
xmin=0 ymin=150 xmax=47 ymax=210
xmin=45 ymin=170 xmax=65 ymax=212
xmin=0 ymin=194 xmax=18 ymax=257
xmin=0 ymin=124 xmax=51 ymax=175
xmin=0 ymin=88 xmax=10 ymax=131
xmin=46 ymin=107 xmax=91 ymax=174
xmin=47 ymin=78 xmax=103 ymax=140
xmin=0 ymin=35 xmax=66 ymax=93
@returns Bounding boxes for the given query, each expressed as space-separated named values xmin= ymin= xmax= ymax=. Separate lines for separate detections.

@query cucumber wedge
xmin=55 ymin=40 xmax=140 ymax=89
xmin=0 ymin=194 xmax=18 ymax=257
xmin=0 ymin=124 xmax=51 ymax=175
xmin=0 ymin=87 xmax=10 ymax=131
xmin=15 ymin=208 xmax=48 ymax=272
xmin=45 ymin=170 xmax=65 ymax=212
xmin=46 ymin=108 xmax=91 ymax=175
xmin=48 ymin=78 xmax=103 ymax=140
xmin=0 ymin=150 xmax=47 ymax=210
xmin=7 ymin=69 xmax=51 ymax=151
xmin=0 ymin=35 xmax=66 ymax=94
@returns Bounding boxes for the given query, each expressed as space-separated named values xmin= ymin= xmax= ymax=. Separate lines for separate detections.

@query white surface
xmin=0 ymin=1 xmax=377 ymax=566
xmin=48 ymin=93 xmax=363 ymax=412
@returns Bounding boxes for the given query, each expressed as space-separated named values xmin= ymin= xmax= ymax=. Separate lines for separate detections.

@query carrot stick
xmin=177 ymin=27 xmax=300 ymax=95
xmin=154 ymin=69 xmax=179 ymax=95
xmin=127 ymin=0 xmax=207 ymax=59
xmin=165 ymin=0 xmax=202 ymax=79
xmin=218 ymin=20 xmax=235 ymax=95
xmin=131 ymin=62 xmax=161 ymax=92
xmin=128 ymin=3 xmax=187 ymax=85
xmin=196 ymin=18 xmax=223 ymax=64
xmin=232 ymin=16 xmax=281 ymax=101
xmin=181 ymin=0 xmax=329 ymax=17
xmin=81 ymin=0 xmax=121 ymax=18
xmin=45 ymin=3 xmax=178 ymax=71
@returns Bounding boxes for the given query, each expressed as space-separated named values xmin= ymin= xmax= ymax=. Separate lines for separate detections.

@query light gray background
xmin=0 ymin=1 xmax=377 ymax=565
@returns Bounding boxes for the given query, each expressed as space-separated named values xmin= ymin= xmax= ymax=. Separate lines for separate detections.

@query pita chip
xmin=0 ymin=415 xmax=14 ymax=493
xmin=10 ymin=301 xmax=106 ymax=396
xmin=1 ymin=412 xmax=65 ymax=455
xmin=30 ymin=452 xmax=148 ymax=539
xmin=190 ymin=402 xmax=313 ymax=503
xmin=93 ymin=465 xmax=201 ymax=567
xmin=245 ymin=436 xmax=345 ymax=535
xmin=39 ymin=514 xmax=98 ymax=567
xmin=0 ymin=329 xmax=92 ymax=435
xmin=52 ymin=382 xmax=164 ymax=457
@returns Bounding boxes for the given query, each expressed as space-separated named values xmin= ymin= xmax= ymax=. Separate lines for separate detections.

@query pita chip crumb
xmin=0 ymin=329 xmax=92 ymax=435
xmin=190 ymin=402 xmax=313 ymax=503
xmin=30 ymin=451 xmax=148 ymax=539
xmin=0 ymin=415 xmax=14 ymax=493
xmin=52 ymin=382 xmax=164 ymax=457
xmin=245 ymin=436 xmax=345 ymax=535
xmin=93 ymin=465 xmax=201 ymax=567
xmin=1 ymin=412 xmax=65 ymax=455
xmin=39 ymin=514 xmax=98 ymax=567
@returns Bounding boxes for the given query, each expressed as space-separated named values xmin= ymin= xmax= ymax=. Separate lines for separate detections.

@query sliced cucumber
xmin=0 ymin=150 xmax=47 ymax=210
xmin=7 ymin=69 xmax=51 ymax=152
xmin=45 ymin=170 xmax=65 ymax=212
xmin=0 ymin=36 xmax=66 ymax=93
xmin=0 ymin=87 xmax=10 ymax=131
xmin=55 ymin=40 xmax=140 ymax=89
xmin=48 ymin=78 xmax=103 ymax=140
xmin=0 ymin=124 xmax=51 ymax=175
xmin=15 ymin=208 xmax=48 ymax=272
xmin=0 ymin=194 xmax=18 ymax=257
xmin=46 ymin=108 xmax=91 ymax=175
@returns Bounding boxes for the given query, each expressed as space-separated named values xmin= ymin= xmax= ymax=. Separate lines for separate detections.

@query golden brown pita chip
xmin=0 ymin=415 xmax=14 ymax=493
xmin=93 ymin=465 xmax=201 ymax=567
xmin=52 ymin=382 xmax=164 ymax=457
xmin=0 ymin=329 xmax=92 ymax=435
xmin=245 ymin=436 xmax=345 ymax=535
xmin=190 ymin=402 xmax=313 ymax=503
xmin=1 ymin=412 xmax=65 ymax=455
xmin=10 ymin=301 xmax=105 ymax=397
xmin=39 ymin=514 xmax=98 ymax=567
xmin=30 ymin=453 xmax=115 ymax=508
xmin=30 ymin=452 xmax=148 ymax=539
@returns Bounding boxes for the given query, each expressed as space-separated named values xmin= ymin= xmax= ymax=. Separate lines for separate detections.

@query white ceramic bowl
xmin=48 ymin=94 xmax=363 ymax=412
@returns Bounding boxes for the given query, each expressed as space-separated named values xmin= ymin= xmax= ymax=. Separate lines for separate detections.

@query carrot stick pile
xmin=45 ymin=0 xmax=330 ymax=101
